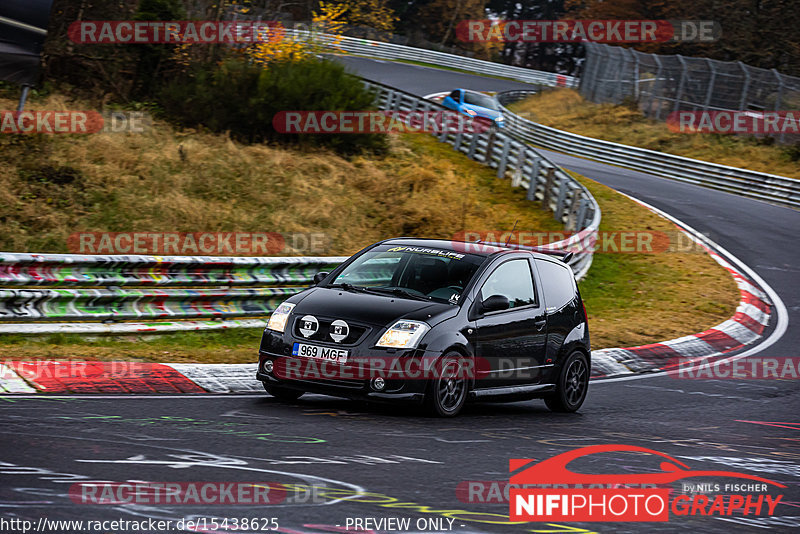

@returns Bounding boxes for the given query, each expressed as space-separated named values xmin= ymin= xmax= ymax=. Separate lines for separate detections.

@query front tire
xmin=545 ymin=351 xmax=589 ymax=413
xmin=424 ymin=352 xmax=469 ymax=417
xmin=263 ymin=383 xmax=304 ymax=401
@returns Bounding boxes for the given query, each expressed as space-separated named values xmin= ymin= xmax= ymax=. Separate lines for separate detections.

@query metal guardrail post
xmin=468 ymin=131 xmax=479 ymax=159
xmin=542 ymin=167 xmax=556 ymax=207
xmin=512 ymin=145 xmax=526 ymax=188
xmin=566 ymin=186 xmax=582 ymax=231
xmin=484 ymin=130 xmax=496 ymax=165
xmin=555 ymin=178 xmax=569 ymax=219
xmin=576 ymin=198 xmax=589 ymax=232
xmin=526 ymin=155 xmax=541 ymax=201
xmin=497 ymin=137 xmax=511 ymax=178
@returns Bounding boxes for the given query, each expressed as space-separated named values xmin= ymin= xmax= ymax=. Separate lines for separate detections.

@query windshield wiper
xmin=369 ymin=287 xmax=431 ymax=301
xmin=326 ymin=282 xmax=368 ymax=292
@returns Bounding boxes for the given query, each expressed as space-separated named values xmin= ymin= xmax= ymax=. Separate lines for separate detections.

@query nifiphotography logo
xmin=509 ymin=444 xmax=785 ymax=522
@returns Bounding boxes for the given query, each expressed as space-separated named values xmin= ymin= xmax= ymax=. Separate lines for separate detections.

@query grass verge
xmin=0 ymin=93 xmax=562 ymax=254
xmin=574 ymin=172 xmax=738 ymax=348
xmin=508 ymin=89 xmax=800 ymax=179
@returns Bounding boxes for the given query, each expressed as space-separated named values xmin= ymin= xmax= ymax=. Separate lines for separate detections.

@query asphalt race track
xmin=2 ymin=382 xmax=799 ymax=534
xmin=1 ymin=57 xmax=799 ymax=534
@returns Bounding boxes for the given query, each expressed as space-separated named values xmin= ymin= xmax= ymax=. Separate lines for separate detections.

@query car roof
xmin=379 ymin=237 xmax=559 ymax=262
xmin=454 ymin=89 xmax=496 ymax=97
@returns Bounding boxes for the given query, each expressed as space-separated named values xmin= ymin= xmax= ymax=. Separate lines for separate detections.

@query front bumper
xmin=256 ymin=365 xmax=426 ymax=404
xmin=256 ymin=341 xmax=445 ymax=404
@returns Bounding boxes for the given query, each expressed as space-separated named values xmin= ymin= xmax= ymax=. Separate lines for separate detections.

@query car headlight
xmin=376 ymin=320 xmax=430 ymax=349
xmin=495 ymin=116 xmax=504 ymax=123
xmin=464 ymin=108 xmax=477 ymax=116
xmin=267 ymin=302 xmax=295 ymax=333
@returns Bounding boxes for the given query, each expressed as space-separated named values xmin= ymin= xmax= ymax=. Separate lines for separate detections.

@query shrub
xmin=158 ymin=57 xmax=388 ymax=155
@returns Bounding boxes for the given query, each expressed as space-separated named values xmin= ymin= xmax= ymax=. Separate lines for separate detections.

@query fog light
xmin=371 ymin=377 xmax=386 ymax=391
xmin=264 ymin=360 xmax=274 ymax=374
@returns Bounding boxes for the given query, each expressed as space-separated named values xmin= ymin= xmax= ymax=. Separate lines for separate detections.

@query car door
xmin=471 ymin=257 xmax=548 ymax=388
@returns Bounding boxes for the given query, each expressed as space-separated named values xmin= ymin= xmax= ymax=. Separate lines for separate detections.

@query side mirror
xmin=313 ymin=272 xmax=329 ymax=285
xmin=481 ymin=294 xmax=510 ymax=313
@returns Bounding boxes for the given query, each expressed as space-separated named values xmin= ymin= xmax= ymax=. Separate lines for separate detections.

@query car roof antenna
xmin=505 ymin=220 xmax=519 ymax=247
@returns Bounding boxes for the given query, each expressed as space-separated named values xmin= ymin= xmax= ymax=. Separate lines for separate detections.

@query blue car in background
xmin=441 ymin=89 xmax=505 ymax=129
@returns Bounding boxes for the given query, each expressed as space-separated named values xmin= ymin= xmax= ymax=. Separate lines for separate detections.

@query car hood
xmin=293 ymin=287 xmax=457 ymax=327
xmin=462 ymin=103 xmax=502 ymax=120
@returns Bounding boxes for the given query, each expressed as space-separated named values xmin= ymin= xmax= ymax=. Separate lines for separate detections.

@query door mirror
xmin=313 ymin=272 xmax=329 ymax=285
xmin=481 ymin=294 xmax=510 ymax=313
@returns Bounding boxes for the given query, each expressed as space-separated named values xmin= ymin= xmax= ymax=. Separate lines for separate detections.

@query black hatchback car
xmin=257 ymin=238 xmax=590 ymax=416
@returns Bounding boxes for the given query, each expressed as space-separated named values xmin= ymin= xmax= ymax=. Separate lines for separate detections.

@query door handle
xmin=535 ymin=319 xmax=546 ymax=331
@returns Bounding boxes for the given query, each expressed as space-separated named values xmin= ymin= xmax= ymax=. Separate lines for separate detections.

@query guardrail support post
xmin=512 ymin=146 xmax=526 ymax=188
xmin=576 ymin=198 xmax=589 ymax=230
xmin=484 ymin=129 xmax=496 ymax=165
xmin=438 ymin=122 xmax=450 ymax=142
xmin=541 ymin=167 xmax=555 ymax=207
xmin=527 ymin=156 xmax=541 ymax=200
xmin=467 ymin=131 xmax=480 ymax=159
xmin=497 ymin=137 xmax=511 ymax=178
xmin=555 ymin=178 xmax=569 ymax=220
xmin=566 ymin=186 xmax=582 ymax=231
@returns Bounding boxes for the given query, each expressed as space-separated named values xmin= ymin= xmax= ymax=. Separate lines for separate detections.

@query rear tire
xmin=424 ymin=352 xmax=469 ymax=417
xmin=545 ymin=351 xmax=589 ymax=413
xmin=263 ymin=383 xmax=304 ymax=401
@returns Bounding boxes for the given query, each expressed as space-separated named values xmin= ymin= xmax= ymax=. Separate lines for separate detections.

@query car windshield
xmin=329 ymin=245 xmax=484 ymax=304
xmin=463 ymin=92 xmax=499 ymax=111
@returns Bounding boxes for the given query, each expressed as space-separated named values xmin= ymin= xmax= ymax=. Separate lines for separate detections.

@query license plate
xmin=292 ymin=343 xmax=349 ymax=363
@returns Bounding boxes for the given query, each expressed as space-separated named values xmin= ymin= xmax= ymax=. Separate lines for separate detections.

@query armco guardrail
xmin=287 ymin=29 xmax=577 ymax=88
xmin=0 ymin=81 xmax=599 ymax=334
xmin=497 ymin=90 xmax=800 ymax=209
xmin=363 ymin=78 xmax=600 ymax=280
xmin=0 ymin=255 xmax=344 ymax=328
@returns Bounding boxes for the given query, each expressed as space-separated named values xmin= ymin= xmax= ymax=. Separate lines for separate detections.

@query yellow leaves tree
xmin=320 ymin=0 xmax=398 ymax=34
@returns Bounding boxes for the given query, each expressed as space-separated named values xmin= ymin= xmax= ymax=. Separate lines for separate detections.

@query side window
xmin=479 ymin=259 xmax=536 ymax=309
xmin=536 ymin=260 xmax=576 ymax=311
xmin=449 ymin=90 xmax=461 ymax=102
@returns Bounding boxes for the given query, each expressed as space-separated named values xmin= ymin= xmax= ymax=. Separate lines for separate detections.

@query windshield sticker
xmin=386 ymin=246 xmax=465 ymax=260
